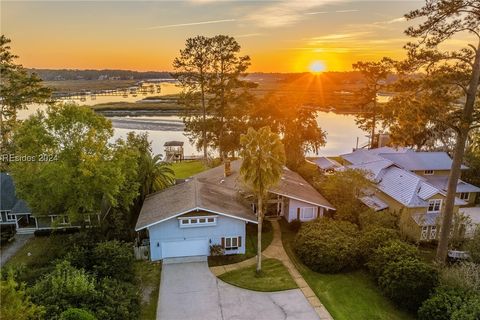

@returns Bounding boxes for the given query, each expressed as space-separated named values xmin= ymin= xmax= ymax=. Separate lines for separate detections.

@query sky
xmin=0 ymin=0 xmax=470 ymax=72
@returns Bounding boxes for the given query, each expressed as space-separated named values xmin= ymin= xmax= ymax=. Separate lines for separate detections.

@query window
xmin=421 ymin=226 xmax=428 ymax=240
xmin=429 ymin=226 xmax=437 ymax=240
xmin=427 ymin=199 xmax=442 ymax=213
xmin=459 ymin=192 xmax=470 ymax=201
xmin=424 ymin=170 xmax=434 ymax=175
xmin=6 ymin=212 xmax=15 ymax=221
xmin=223 ymin=236 xmax=242 ymax=250
xmin=178 ymin=216 xmax=217 ymax=228
xmin=300 ymin=207 xmax=316 ymax=220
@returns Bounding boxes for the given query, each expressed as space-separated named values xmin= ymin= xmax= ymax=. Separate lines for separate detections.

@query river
xmin=17 ymin=82 xmax=367 ymax=158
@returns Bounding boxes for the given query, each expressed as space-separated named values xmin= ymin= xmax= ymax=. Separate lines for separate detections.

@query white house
xmin=135 ymin=160 xmax=335 ymax=261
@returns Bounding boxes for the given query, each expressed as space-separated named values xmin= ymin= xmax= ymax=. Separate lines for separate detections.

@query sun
xmin=309 ymin=60 xmax=326 ymax=74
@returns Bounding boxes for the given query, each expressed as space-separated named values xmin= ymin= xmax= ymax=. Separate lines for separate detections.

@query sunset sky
xmin=1 ymin=0 xmax=471 ymax=72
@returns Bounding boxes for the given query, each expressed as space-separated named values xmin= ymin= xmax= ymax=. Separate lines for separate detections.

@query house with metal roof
xmin=135 ymin=160 xmax=335 ymax=261
xmin=339 ymin=148 xmax=480 ymax=242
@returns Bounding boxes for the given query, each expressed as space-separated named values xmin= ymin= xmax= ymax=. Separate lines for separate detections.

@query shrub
xmin=92 ymin=241 xmax=134 ymax=281
xmin=0 ymin=272 xmax=45 ymax=320
xmin=378 ymin=258 xmax=438 ymax=311
xmin=30 ymin=261 xmax=98 ymax=319
xmin=358 ymin=209 xmax=398 ymax=230
xmin=60 ymin=308 xmax=97 ymax=320
xmin=451 ymin=293 xmax=480 ymax=320
xmin=440 ymin=262 xmax=480 ymax=293
xmin=418 ymin=286 xmax=469 ymax=320
xmin=288 ymin=219 xmax=302 ymax=233
xmin=367 ymin=239 xmax=419 ymax=279
xmin=294 ymin=219 xmax=360 ymax=273
xmin=94 ymin=278 xmax=139 ymax=320
xmin=34 ymin=228 xmax=79 ymax=237
xmin=210 ymin=244 xmax=224 ymax=256
xmin=358 ymin=227 xmax=399 ymax=261
xmin=466 ymin=228 xmax=480 ymax=264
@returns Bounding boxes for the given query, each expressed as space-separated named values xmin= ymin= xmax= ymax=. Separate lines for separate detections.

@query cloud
xmin=234 ymin=33 xmax=264 ymax=38
xmin=335 ymin=9 xmax=360 ymax=13
xmin=309 ymin=32 xmax=371 ymax=43
xmin=141 ymin=19 xmax=235 ymax=30
xmin=246 ymin=0 xmax=344 ymax=28
xmin=305 ymin=11 xmax=328 ymax=15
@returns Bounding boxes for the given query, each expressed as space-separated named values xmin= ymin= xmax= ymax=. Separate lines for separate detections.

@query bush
xmin=210 ymin=244 xmax=224 ymax=256
xmin=466 ymin=228 xmax=480 ymax=264
xmin=358 ymin=209 xmax=398 ymax=230
xmin=30 ymin=261 xmax=98 ymax=319
xmin=367 ymin=239 xmax=419 ymax=279
xmin=358 ymin=227 xmax=399 ymax=261
xmin=440 ymin=262 xmax=480 ymax=293
xmin=294 ymin=219 xmax=360 ymax=273
xmin=288 ymin=219 xmax=302 ymax=233
xmin=378 ymin=258 xmax=438 ymax=311
xmin=92 ymin=241 xmax=134 ymax=281
xmin=418 ymin=286 xmax=469 ymax=320
xmin=34 ymin=228 xmax=79 ymax=237
xmin=60 ymin=308 xmax=97 ymax=320
xmin=94 ymin=278 xmax=139 ymax=320
xmin=451 ymin=293 xmax=480 ymax=320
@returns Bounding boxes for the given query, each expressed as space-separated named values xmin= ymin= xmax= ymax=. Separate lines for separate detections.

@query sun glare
xmin=309 ymin=60 xmax=326 ymax=74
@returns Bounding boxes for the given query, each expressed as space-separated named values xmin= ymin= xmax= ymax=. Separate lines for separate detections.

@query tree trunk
xmin=370 ymin=86 xmax=377 ymax=149
xmin=256 ymin=196 xmax=263 ymax=273
xmin=201 ymin=81 xmax=207 ymax=161
xmin=436 ymin=42 xmax=480 ymax=263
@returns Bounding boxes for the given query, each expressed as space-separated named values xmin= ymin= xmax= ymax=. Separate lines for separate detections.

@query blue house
xmin=135 ymin=160 xmax=334 ymax=261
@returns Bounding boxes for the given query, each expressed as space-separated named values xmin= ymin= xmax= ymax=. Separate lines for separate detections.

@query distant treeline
xmin=27 ymin=69 xmax=174 ymax=81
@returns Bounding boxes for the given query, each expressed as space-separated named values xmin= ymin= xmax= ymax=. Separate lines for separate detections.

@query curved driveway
xmin=158 ymin=258 xmax=320 ymax=320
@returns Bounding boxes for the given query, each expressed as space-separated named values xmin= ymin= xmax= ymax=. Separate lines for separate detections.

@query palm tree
xmin=141 ymin=154 xmax=175 ymax=198
xmin=240 ymin=126 xmax=285 ymax=273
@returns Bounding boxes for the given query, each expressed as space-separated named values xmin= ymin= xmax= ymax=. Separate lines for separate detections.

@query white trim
xmin=427 ymin=199 xmax=442 ymax=213
xmin=178 ymin=215 xmax=217 ymax=228
xmin=269 ymin=191 xmax=335 ymax=211
xmin=300 ymin=207 xmax=316 ymax=220
xmin=135 ymin=207 xmax=258 ymax=231
xmin=459 ymin=192 xmax=470 ymax=201
xmin=6 ymin=212 xmax=16 ymax=222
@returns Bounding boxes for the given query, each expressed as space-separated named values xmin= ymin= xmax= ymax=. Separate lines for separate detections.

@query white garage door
xmin=161 ymin=239 xmax=209 ymax=259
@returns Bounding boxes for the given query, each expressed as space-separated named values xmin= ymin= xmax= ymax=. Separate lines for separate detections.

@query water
xmin=17 ymin=81 xmax=368 ymax=158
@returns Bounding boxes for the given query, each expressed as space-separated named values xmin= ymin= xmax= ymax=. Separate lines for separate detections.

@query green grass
xmin=135 ymin=261 xmax=162 ymax=320
xmin=2 ymin=235 xmax=70 ymax=284
xmin=279 ymin=220 xmax=414 ymax=320
xmin=171 ymin=160 xmax=206 ymax=179
xmin=208 ymin=221 xmax=273 ymax=267
xmin=219 ymin=258 xmax=297 ymax=292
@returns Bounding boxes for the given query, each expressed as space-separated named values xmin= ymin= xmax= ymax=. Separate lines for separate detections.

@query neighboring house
xmin=0 ymin=173 xmax=97 ymax=234
xmin=135 ymin=160 xmax=335 ymax=261
xmin=308 ymin=157 xmax=342 ymax=174
xmin=336 ymin=148 xmax=480 ymax=242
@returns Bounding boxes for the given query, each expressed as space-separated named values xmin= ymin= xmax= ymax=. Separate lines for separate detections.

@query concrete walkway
xmin=159 ymin=258 xmax=319 ymax=320
xmin=210 ymin=219 xmax=333 ymax=320
xmin=0 ymin=234 xmax=33 ymax=267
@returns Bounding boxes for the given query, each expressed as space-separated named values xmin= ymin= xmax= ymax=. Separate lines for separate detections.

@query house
xmin=135 ymin=160 xmax=335 ymax=261
xmin=308 ymin=157 xmax=342 ymax=174
xmin=336 ymin=148 xmax=480 ymax=242
xmin=0 ymin=173 xmax=98 ymax=234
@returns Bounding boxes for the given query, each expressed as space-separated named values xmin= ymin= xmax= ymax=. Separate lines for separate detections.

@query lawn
xmin=171 ymin=160 xmax=206 ymax=179
xmin=208 ymin=220 xmax=273 ymax=267
xmin=279 ymin=220 xmax=414 ymax=320
xmin=219 ymin=258 xmax=297 ymax=292
xmin=134 ymin=261 xmax=162 ymax=320
xmin=2 ymin=235 xmax=70 ymax=284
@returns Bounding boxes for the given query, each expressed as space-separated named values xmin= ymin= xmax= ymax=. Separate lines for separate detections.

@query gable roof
xmin=340 ymin=147 xmax=411 ymax=165
xmin=380 ymin=152 xmax=468 ymax=171
xmin=195 ymin=160 xmax=335 ymax=210
xmin=424 ymin=175 xmax=480 ymax=194
xmin=135 ymin=178 xmax=257 ymax=231
xmin=1 ymin=173 xmax=17 ymax=211
xmin=11 ymin=199 xmax=31 ymax=214
xmin=136 ymin=159 xmax=335 ymax=230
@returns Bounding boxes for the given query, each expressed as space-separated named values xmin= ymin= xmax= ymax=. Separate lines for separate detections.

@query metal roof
xmin=424 ymin=175 xmax=480 ymax=193
xmin=380 ymin=152 xmax=468 ymax=171
xmin=360 ymin=195 xmax=389 ymax=211
xmin=412 ymin=212 xmax=439 ymax=226
xmin=309 ymin=157 xmax=342 ymax=170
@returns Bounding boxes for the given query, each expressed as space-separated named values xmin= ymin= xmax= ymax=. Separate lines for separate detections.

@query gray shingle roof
xmin=11 ymin=199 xmax=31 ymax=214
xmin=136 ymin=159 xmax=335 ymax=230
xmin=0 ymin=173 xmax=17 ymax=211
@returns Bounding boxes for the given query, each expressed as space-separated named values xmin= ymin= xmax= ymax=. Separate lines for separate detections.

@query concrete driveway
xmin=158 ymin=257 xmax=320 ymax=320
